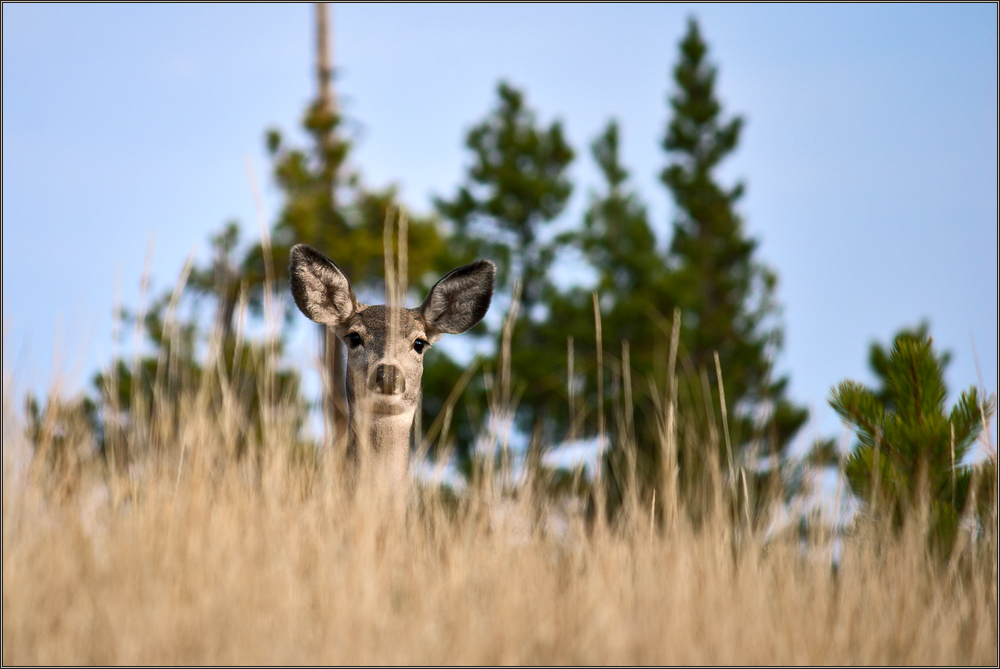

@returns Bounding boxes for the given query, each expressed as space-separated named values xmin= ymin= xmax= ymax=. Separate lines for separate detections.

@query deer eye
xmin=413 ymin=338 xmax=429 ymax=354
xmin=346 ymin=333 xmax=363 ymax=349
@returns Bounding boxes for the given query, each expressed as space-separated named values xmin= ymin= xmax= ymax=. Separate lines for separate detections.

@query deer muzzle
xmin=371 ymin=363 xmax=405 ymax=395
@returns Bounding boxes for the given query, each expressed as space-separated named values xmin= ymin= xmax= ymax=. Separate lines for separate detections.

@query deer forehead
xmin=343 ymin=305 xmax=427 ymax=347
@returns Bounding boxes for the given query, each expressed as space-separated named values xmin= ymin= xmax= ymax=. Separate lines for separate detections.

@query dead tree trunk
xmin=315 ymin=4 xmax=348 ymax=443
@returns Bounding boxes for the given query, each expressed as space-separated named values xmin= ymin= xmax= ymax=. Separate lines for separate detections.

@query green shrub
xmin=830 ymin=324 xmax=995 ymax=555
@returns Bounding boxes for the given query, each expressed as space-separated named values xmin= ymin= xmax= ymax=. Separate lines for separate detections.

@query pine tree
xmin=576 ymin=120 xmax=670 ymax=396
xmin=434 ymin=81 xmax=574 ymax=310
xmin=830 ymin=324 xmax=996 ymax=555
xmin=188 ymin=220 xmax=243 ymax=342
xmin=239 ymin=3 xmax=353 ymax=441
xmin=433 ymin=81 xmax=575 ymax=463
xmin=555 ymin=121 xmax=671 ymax=482
xmin=660 ymin=18 xmax=807 ymax=516
xmin=244 ymin=4 xmax=454 ymax=446
xmin=85 ymin=5 xmax=451 ymax=465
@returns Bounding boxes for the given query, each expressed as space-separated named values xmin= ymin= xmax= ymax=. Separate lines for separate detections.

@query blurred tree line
xmin=27 ymin=8 xmax=994 ymax=546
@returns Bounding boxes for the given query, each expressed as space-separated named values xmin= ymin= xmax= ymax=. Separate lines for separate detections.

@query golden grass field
xmin=3 ymin=226 xmax=997 ymax=664
xmin=3 ymin=370 xmax=997 ymax=666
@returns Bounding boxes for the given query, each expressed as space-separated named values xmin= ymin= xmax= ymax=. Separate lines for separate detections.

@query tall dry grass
xmin=6 ymin=354 xmax=997 ymax=664
xmin=3 ymin=221 xmax=997 ymax=665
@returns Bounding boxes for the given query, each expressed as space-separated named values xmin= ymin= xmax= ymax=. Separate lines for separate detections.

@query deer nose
xmin=373 ymin=364 xmax=405 ymax=395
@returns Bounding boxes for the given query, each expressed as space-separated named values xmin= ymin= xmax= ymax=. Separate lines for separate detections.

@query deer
xmin=289 ymin=243 xmax=495 ymax=485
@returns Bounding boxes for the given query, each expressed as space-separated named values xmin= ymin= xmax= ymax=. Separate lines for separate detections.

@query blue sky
xmin=3 ymin=3 xmax=997 ymax=448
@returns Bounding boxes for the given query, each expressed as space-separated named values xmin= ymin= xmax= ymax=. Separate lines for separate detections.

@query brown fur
xmin=289 ymin=244 xmax=494 ymax=485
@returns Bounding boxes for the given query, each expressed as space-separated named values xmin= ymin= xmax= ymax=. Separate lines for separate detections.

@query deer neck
xmin=347 ymin=407 xmax=414 ymax=484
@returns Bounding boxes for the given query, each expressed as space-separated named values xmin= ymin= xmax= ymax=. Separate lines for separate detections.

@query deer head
xmin=289 ymin=243 xmax=495 ymax=478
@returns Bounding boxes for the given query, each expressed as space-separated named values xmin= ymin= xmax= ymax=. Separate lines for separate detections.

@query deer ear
xmin=289 ymin=244 xmax=359 ymax=327
xmin=419 ymin=260 xmax=495 ymax=338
